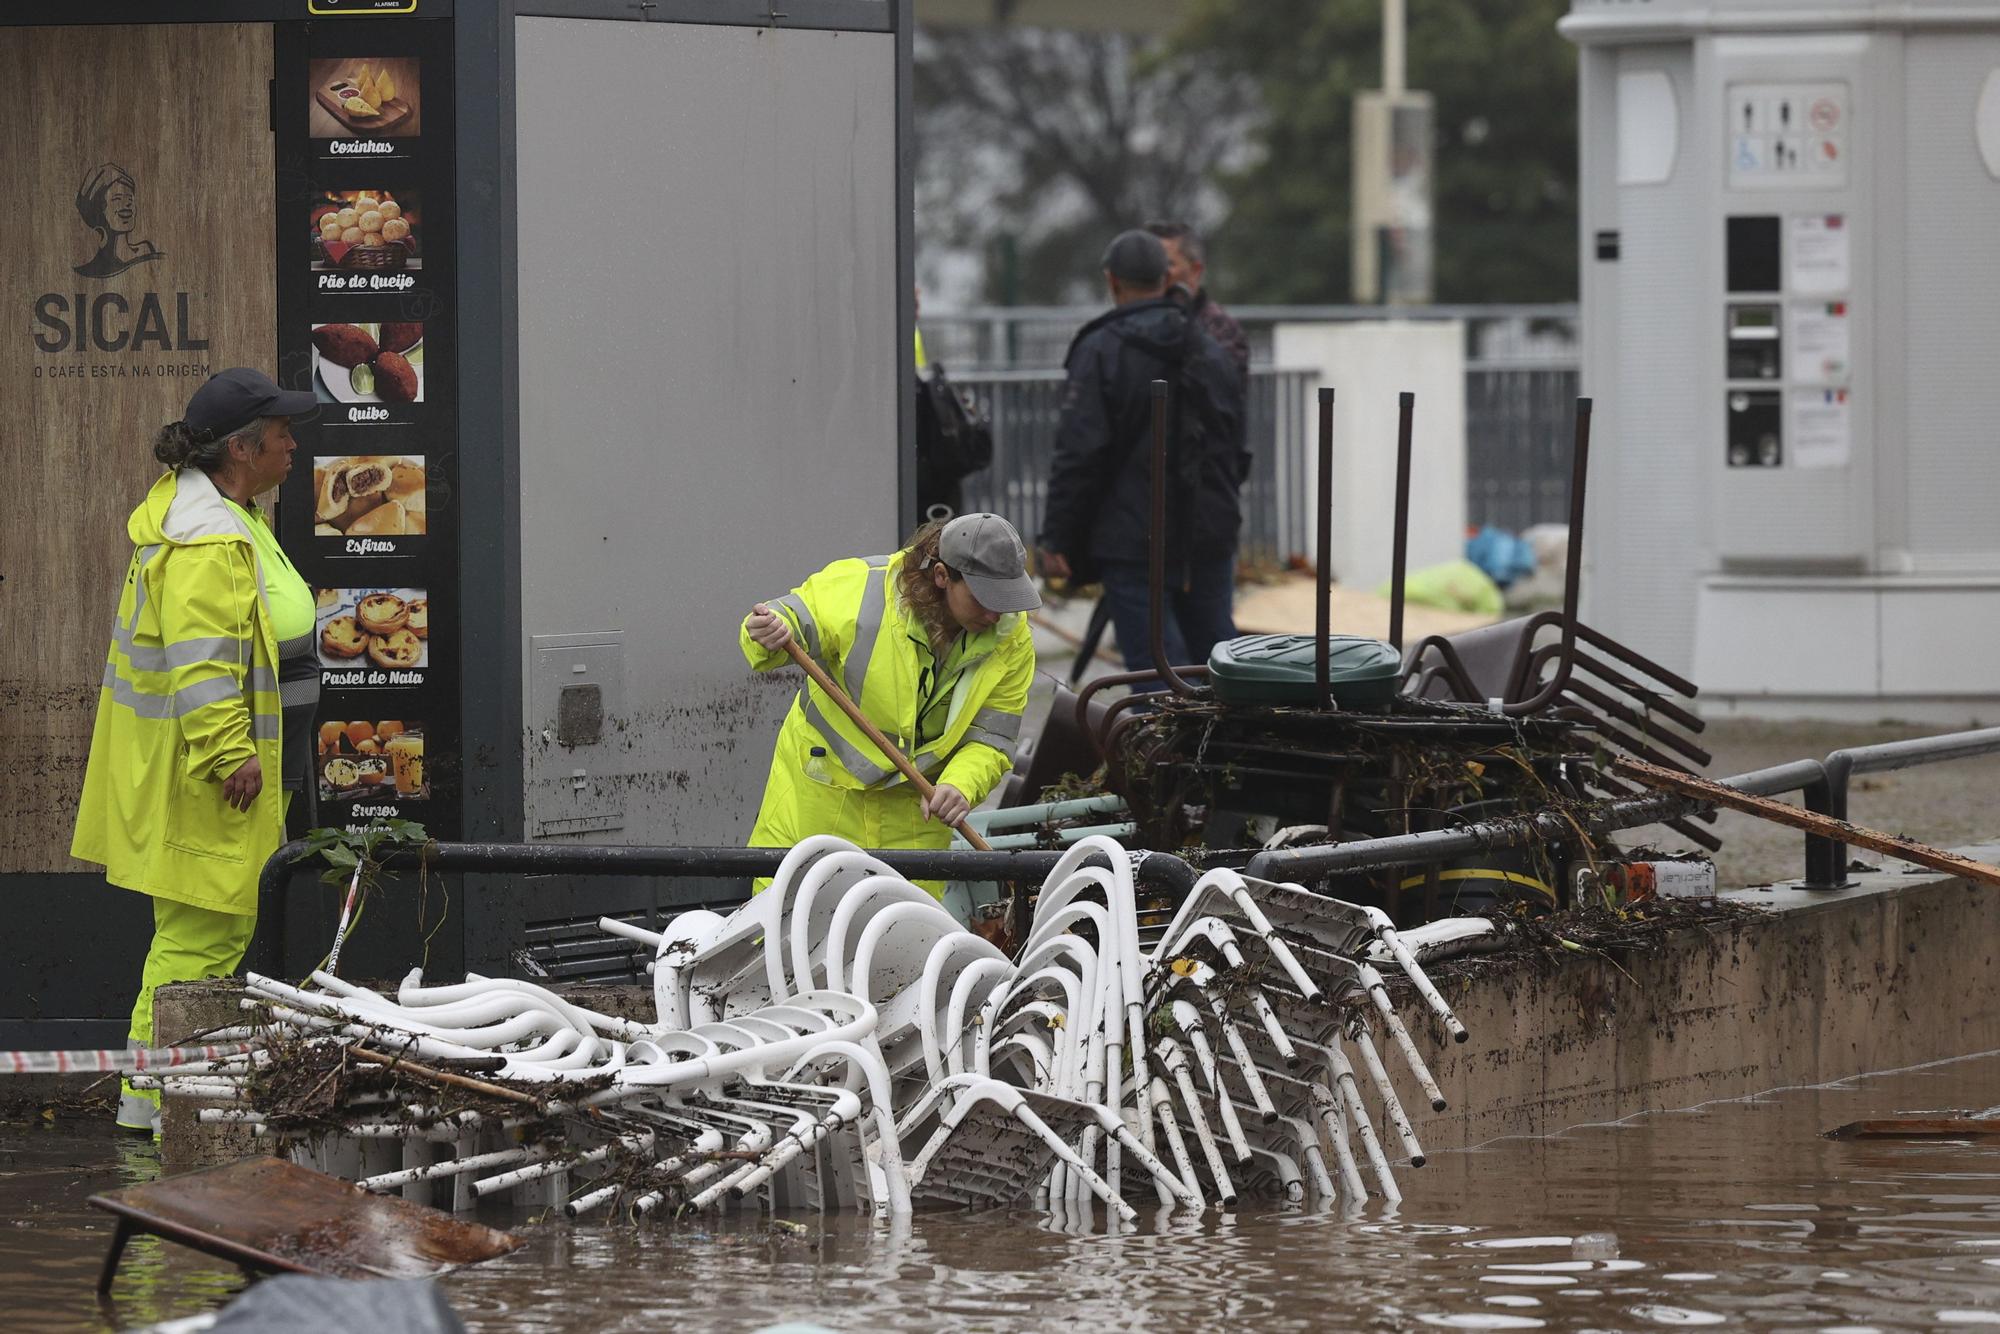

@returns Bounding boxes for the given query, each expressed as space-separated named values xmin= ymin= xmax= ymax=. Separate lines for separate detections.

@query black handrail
xmin=1803 ymin=725 xmax=2000 ymax=889
xmin=255 ymin=840 xmax=1200 ymax=977
xmin=1243 ymin=758 xmax=1829 ymax=884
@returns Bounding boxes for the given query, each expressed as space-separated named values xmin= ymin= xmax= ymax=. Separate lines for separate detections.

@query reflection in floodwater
xmin=3 ymin=1050 xmax=1999 ymax=1332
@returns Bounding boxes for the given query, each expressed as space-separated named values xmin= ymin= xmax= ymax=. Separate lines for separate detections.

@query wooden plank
xmin=88 ymin=1156 xmax=521 ymax=1287
xmin=0 ymin=23 xmax=277 ymax=873
xmin=1611 ymin=757 xmax=2000 ymax=890
xmin=1825 ymin=1117 xmax=2000 ymax=1140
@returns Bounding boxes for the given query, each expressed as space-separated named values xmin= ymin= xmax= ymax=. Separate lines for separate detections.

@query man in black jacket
xmin=1039 ymin=229 xmax=1248 ymax=678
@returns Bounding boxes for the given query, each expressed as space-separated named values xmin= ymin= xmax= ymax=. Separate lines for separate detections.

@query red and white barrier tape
xmin=2 ymin=1042 xmax=259 ymax=1075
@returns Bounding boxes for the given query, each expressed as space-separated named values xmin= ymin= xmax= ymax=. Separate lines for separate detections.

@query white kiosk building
xmin=1564 ymin=0 xmax=2000 ymax=720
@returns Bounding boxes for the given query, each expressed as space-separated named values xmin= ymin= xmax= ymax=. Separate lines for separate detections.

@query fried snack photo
xmin=312 ymin=323 xmax=378 ymax=368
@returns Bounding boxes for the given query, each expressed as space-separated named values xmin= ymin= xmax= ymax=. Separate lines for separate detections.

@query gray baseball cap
xmin=939 ymin=512 xmax=1041 ymax=614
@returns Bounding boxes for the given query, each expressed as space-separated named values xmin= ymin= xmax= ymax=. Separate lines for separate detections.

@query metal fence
xmin=929 ymin=304 xmax=1584 ymax=541
xmin=953 ymin=367 xmax=1315 ymax=568
xmin=1465 ymin=361 xmax=1582 ymax=534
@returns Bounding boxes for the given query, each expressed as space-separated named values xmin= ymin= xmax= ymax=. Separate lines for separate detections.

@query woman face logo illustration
xmin=73 ymin=163 xmax=162 ymax=279
xmin=103 ymin=180 xmax=136 ymax=235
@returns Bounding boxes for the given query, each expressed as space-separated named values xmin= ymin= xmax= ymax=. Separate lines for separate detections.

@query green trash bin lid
xmin=1206 ymin=634 xmax=1403 ymax=709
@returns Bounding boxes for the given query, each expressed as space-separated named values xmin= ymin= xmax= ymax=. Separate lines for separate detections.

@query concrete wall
xmin=1400 ymin=848 xmax=2000 ymax=1150
xmin=1271 ymin=321 xmax=1467 ymax=593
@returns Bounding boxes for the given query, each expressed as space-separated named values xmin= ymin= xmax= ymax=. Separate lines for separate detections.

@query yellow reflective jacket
xmin=741 ymin=551 xmax=1034 ymax=805
xmin=71 ymin=468 xmax=286 ymax=915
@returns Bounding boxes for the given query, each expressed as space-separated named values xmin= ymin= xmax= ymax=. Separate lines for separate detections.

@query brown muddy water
xmin=6 ymin=1051 xmax=2000 ymax=1333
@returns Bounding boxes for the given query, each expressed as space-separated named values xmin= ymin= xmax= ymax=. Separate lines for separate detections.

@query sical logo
xmin=33 ymin=161 xmax=207 ymax=355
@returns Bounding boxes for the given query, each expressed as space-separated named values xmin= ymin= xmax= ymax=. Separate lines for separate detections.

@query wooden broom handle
xmin=783 ymin=640 xmax=993 ymax=852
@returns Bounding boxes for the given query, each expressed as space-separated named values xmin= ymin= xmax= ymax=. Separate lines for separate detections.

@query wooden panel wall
xmin=0 ymin=24 xmax=276 ymax=873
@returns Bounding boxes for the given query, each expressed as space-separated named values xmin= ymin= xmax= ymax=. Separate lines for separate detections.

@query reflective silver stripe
xmin=963 ymin=726 xmax=1017 ymax=758
xmin=275 ymin=631 xmax=316 ymax=659
xmin=251 ymin=716 xmax=281 ymax=740
xmin=118 ymin=634 xmax=252 ymax=674
xmin=968 ymin=706 xmax=1022 ymax=742
xmin=106 ymin=672 xmax=269 ymax=722
xmin=771 ymin=594 xmax=820 ymax=662
xmin=249 ymin=667 xmax=279 ymax=696
xmin=170 ymin=674 xmax=246 ymax=714
xmin=799 ymin=695 xmax=894 ymax=786
xmin=842 ymin=560 xmax=893 ymax=704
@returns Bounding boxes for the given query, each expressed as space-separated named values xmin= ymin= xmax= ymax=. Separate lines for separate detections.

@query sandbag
xmin=1377 ymin=559 xmax=1504 ymax=617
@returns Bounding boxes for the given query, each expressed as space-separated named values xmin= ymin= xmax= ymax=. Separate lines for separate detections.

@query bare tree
xmin=915 ymin=26 xmax=1259 ymax=305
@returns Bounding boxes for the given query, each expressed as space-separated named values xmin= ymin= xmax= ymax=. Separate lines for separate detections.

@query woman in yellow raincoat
xmin=72 ymin=368 xmax=318 ymax=1134
xmin=741 ymin=513 xmax=1040 ymax=885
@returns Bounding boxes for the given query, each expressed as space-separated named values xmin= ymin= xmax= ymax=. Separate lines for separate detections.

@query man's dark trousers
xmin=1097 ymin=555 xmax=1237 ymax=679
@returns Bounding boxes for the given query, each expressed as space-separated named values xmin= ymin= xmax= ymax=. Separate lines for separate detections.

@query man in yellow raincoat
xmin=741 ymin=513 xmax=1039 ymax=888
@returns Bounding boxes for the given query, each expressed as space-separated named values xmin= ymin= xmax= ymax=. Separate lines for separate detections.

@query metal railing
xmin=1808 ymin=726 xmax=2000 ymax=887
xmin=921 ymin=303 xmax=1580 ymax=374
xmin=254 ymin=839 xmax=1202 ymax=979
xmin=252 ymin=727 xmax=2000 ymax=983
xmin=928 ymin=304 xmax=1583 ymax=538
xmin=953 ymin=367 xmax=1315 ymax=568
xmin=1465 ymin=360 xmax=1581 ymax=533
xmin=1239 ymin=723 xmax=2000 ymax=893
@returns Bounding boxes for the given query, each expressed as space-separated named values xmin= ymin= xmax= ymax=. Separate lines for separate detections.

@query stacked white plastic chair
xmin=158 ymin=833 xmax=1470 ymax=1222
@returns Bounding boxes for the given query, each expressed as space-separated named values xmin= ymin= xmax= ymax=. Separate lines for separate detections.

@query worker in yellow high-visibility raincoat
xmin=72 ymin=368 xmax=318 ymax=1135
xmin=741 ymin=513 xmax=1040 ymax=890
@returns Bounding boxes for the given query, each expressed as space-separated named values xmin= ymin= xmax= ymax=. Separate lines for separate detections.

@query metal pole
xmin=1502 ymin=397 xmax=1591 ymax=717
xmin=1150 ymin=379 xmax=1199 ymax=696
xmin=1383 ymin=0 xmax=1406 ymax=97
xmin=1388 ymin=391 xmax=1414 ymax=651
xmin=1316 ymin=387 xmax=1335 ymax=709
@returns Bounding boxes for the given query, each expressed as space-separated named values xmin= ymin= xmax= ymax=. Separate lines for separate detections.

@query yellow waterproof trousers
xmin=118 ymin=896 xmax=256 ymax=1130
xmin=748 ymin=741 xmax=951 ymax=898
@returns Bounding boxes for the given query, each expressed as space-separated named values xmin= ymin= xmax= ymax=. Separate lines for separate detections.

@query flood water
xmin=6 ymin=1050 xmax=2000 ymax=1333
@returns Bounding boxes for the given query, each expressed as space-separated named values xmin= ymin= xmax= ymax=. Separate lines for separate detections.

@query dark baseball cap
xmin=939 ymin=513 xmax=1042 ymax=614
xmin=1101 ymin=229 xmax=1168 ymax=288
xmin=184 ymin=367 xmax=317 ymax=442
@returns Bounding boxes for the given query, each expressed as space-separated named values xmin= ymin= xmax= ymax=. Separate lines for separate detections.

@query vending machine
xmin=1567 ymin=0 xmax=2000 ymax=715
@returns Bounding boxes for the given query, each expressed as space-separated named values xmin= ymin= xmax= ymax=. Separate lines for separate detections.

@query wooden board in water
xmin=89 ymin=1156 xmax=521 ymax=1285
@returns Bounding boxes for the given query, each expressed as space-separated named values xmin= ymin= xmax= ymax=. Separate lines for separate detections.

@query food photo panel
xmin=308 ymin=57 xmax=422 ymax=139
xmin=313 ymin=455 xmax=426 ymax=548
xmin=316 ymin=587 xmax=430 ymax=681
xmin=310 ymin=189 xmax=420 ymax=287
xmin=312 ymin=322 xmax=424 ymax=406
xmin=317 ymin=718 xmax=430 ymax=803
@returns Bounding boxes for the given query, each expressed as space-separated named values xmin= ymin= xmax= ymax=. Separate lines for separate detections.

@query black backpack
xmin=915 ymin=362 xmax=994 ymax=484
